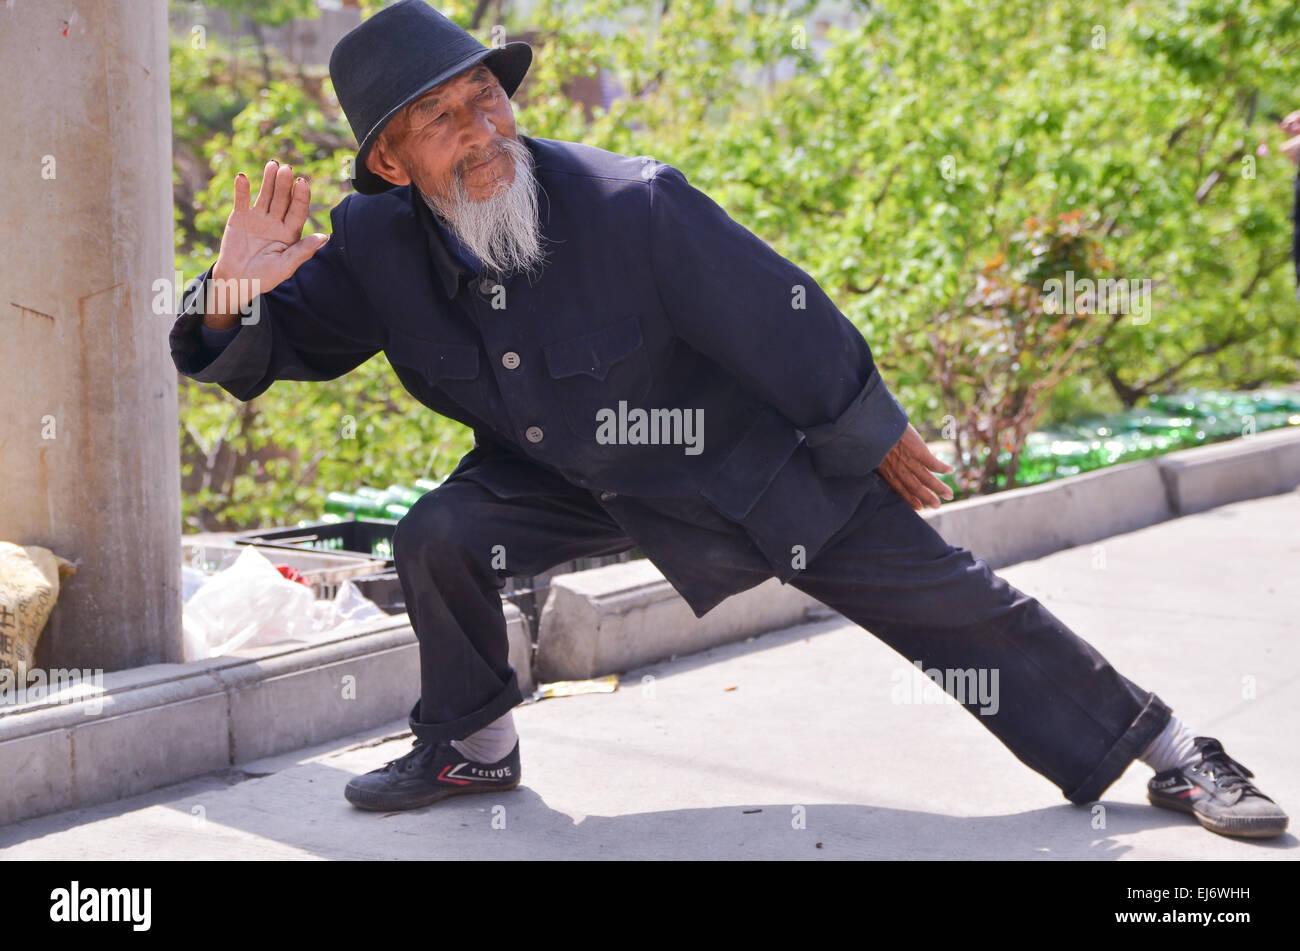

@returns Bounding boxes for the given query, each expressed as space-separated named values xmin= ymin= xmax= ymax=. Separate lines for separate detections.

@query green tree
xmin=172 ymin=0 xmax=1300 ymax=529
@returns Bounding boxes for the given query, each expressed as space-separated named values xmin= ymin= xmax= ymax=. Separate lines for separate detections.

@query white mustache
xmin=463 ymin=149 xmax=502 ymax=171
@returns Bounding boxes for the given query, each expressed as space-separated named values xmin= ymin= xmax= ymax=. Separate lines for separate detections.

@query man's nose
xmin=460 ymin=109 xmax=500 ymax=161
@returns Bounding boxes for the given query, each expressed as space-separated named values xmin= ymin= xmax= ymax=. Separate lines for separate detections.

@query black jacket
xmin=170 ymin=135 xmax=910 ymax=616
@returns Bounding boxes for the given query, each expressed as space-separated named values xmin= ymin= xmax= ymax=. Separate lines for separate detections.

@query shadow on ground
xmin=2 ymin=759 xmax=1294 ymax=860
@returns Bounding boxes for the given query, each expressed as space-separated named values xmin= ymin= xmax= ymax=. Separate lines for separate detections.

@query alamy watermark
xmin=595 ymin=400 xmax=703 ymax=455
xmin=152 ymin=270 xmax=262 ymax=324
xmin=50 ymin=881 xmax=150 ymax=931
xmin=890 ymin=660 xmax=1000 ymax=715
xmin=1 ymin=665 xmax=105 ymax=714
xmin=1041 ymin=270 xmax=1150 ymax=324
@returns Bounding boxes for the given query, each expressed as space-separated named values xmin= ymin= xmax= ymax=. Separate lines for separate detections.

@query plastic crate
xmin=350 ymin=571 xmax=406 ymax=615
xmin=342 ymin=570 xmax=551 ymax=620
xmin=182 ymin=542 xmax=388 ymax=601
xmin=234 ymin=519 xmax=399 ymax=566
xmin=345 ymin=553 xmax=644 ymax=628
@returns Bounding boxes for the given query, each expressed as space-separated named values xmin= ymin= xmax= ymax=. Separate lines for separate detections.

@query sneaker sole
xmin=1148 ymin=792 xmax=1289 ymax=839
xmin=346 ymin=779 xmax=520 ymax=812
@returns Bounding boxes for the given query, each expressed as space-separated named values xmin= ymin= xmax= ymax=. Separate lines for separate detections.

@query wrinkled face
xmin=365 ymin=63 xmax=517 ymax=201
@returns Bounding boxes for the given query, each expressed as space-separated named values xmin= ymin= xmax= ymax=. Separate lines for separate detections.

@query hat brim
xmin=351 ymin=41 xmax=532 ymax=196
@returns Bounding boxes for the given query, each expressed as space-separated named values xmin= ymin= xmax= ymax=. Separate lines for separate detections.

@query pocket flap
xmin=387 ymin=329 xmax=480 ymax=382
xmin=701 ymin=408 xmax=805 ymax=520
xmin=543 ymin=317 xmax=643 ymax=381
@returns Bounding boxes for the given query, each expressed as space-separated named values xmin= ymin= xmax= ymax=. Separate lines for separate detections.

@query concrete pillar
xmin=0 ymin=1 xmax=182 ymax=669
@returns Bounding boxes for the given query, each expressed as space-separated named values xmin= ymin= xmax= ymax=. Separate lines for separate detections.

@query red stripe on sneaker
xmin=438 ymin=766 xmax=471 ymax=786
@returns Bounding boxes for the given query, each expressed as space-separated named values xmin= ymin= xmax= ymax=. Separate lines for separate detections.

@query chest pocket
xmin=386 ymin=328 xmax=481 ymax=384
xmin=543 ymin=316 xmax=653 ymax=441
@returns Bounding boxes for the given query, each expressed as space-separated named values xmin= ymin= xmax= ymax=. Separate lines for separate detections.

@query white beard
xmin=419 ymin=134 xmax=547 ymax=281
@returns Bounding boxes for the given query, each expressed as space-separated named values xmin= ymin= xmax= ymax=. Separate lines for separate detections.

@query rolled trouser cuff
xmin=407 ymin=668 xmax=524 ymax=746
xmin=1064 ymin=691 xmax=1172 ymax=804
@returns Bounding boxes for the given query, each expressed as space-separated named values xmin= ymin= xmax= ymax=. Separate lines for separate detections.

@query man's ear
xmin=365 ymin=130 xmax=412 ymax=187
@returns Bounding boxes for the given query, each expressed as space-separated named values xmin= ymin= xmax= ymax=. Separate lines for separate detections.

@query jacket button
xmin=524 ymin=426 xmax=544 ymax=444
xmin=599 ymin=490 xmax=617 ymax=501
xmin=501 ymin=351 xmax=520 ymax=370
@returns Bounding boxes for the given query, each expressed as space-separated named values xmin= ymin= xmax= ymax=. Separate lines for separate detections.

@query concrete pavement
xmin=2 ymin=489 xmax=1297 ymax=859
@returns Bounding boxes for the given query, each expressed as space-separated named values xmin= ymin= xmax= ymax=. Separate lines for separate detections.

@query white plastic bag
xmin=181 ymin=565 xmax=208 ymax=603
xmin=182 ymin=545 xmax=317 ymax=660
xmin=309 ymin=579 xmax=386 ymax=632
xmin=182 ymin=547 xmax=389 ymax=661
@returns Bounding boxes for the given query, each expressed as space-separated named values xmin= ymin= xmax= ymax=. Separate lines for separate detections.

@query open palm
xmin=210 ymin=160 xmax=329 ymax=316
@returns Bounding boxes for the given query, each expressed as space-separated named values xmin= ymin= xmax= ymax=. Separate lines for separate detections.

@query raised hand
xmin=876 ymin=423 xmax=956 ymax=511
xmin=206 ymin=160 xmax=329 ymax=322
xmin=1279 ymin=111 xmax=1300 ymax=167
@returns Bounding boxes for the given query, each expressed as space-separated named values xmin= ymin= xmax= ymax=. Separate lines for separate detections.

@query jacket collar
xmin=409 ymin=183 xmax=474 ymax=300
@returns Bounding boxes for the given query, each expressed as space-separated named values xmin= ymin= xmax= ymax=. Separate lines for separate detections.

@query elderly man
xmin=171 ymin=0 xmax=1286 ymax=838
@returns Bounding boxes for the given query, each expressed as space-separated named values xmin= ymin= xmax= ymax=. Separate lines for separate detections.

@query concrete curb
xmin=533 ymin=561 xmax=827 ymax=682
xmin=0 ymin=604 xmax=531 ymax=826
xmin=1155 ymin=426 xmax=1300 ymax=516
xmin=919 ymin=458 xmax=1172 ymax=570
xmin=535 ymin=427 xmax=1300 ymax=678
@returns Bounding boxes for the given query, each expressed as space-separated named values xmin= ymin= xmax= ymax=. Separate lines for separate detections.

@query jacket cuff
xmin=800 ymin=368 xmax=910 ymax=478
xmin=200 ymin=321 xmax=241 ymax=348
xmin=170 ymin=265 xmax=272 ymax=385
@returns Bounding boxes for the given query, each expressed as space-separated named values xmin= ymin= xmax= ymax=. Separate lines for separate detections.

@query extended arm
xmin=170 ymin=162 xmax=384 ymax=400
xmin=647 ymin=163 xmax=952 ymax=509
xmin=647 ymin=162 xmax=907 ymax=476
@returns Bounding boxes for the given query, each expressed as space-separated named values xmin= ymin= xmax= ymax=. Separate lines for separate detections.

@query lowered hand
xmin=877 ymin=424 xmax=955 ymax=511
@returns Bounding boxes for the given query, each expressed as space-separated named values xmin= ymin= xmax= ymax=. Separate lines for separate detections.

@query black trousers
xmin=392 ymin=465 xmax=1172 ymax=805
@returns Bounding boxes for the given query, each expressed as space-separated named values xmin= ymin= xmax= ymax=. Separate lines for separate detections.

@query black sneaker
xmin=344 ymin=736 xmax=521 ymax=812
xmin=1147 ymin=737 xmax=1288 ymax=838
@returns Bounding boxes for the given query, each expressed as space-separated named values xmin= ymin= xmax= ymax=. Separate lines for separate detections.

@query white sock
xmin=450 ymin=711 xmax=518 ymax=763
xmin=1138 ymin=714 xmax=1200 ymax=773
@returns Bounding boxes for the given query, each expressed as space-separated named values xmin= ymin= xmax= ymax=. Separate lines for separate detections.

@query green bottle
xmin=385 ymin=484 xmax=424 ymax=506
xmin=354 ymin=496 xmax=391 ymax=519
xmin=324 ymin=492 xmax=364 ymax=517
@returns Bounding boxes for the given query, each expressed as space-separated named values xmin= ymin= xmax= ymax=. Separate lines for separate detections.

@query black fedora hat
xmin=329 ymin=0 xmax=532 ymax=195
